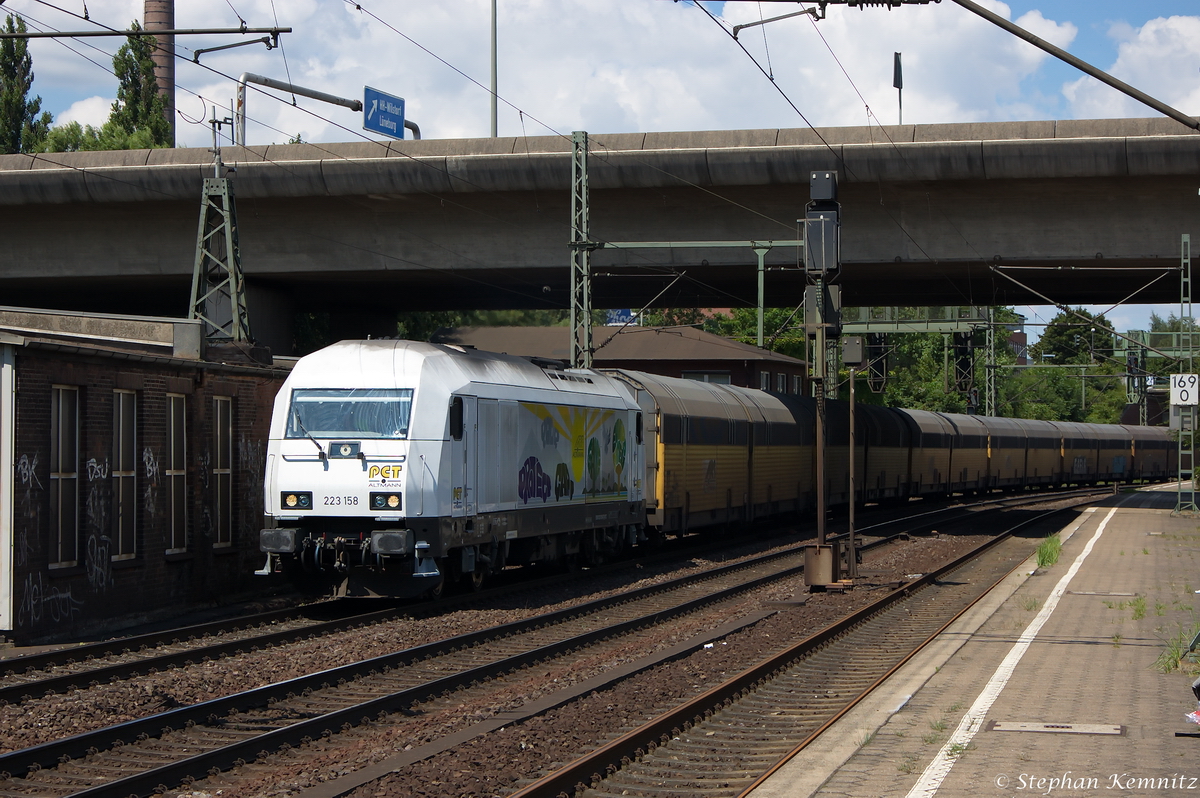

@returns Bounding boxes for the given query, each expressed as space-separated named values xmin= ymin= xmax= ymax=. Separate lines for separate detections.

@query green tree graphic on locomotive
xmin=587 ymin=437 xmax=602 ymax=492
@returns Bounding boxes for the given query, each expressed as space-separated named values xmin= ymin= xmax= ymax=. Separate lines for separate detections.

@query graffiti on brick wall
xmin=18 ymin=572 xmax=83 ymax=627
xmin=201 ymin=504 xmax=214 ymax=542
xmin=198 ymin=447 xmax=213 ymax=542
xmin=85 ymin=533 xmax=113 ymax=592
xmin=17 ymin=452 xmax=41 ymax=489
xmin=84 ymin=457 xmax=114 ymax=593
xmin=198 ymin=449 xmax=210 ymax=490
xmin=85 ymin=457 xmax=108 ymax=481
xmin=238 ymin=437 xmax=264 ymax=537
xmin=15 ymin=452 xmax=42 ymax=568
xmin=142 ymin=447 xmax=159 ymax=518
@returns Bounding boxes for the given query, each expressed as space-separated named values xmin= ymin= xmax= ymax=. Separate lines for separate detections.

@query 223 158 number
xmin=324 ymin=496 xmax=359 ymax=506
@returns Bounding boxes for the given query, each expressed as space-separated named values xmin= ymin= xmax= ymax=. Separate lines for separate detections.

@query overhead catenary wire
xmin=13 ymin=0 xmax=1168 ymax=332
xmin=9 ymin=2 xmax=742 ymax=311
xmin=12 ymin=0 xmax=818 ymax=289
xmin=989 ymin=265 xmax=1179 ymax=361
xmin=709 ymin=0 xmax=1183 ymax=342
xmin=267 ymin=0 xmax=297 ymax=105
xmin=341 ymin=0 xmax=801 ymax=236
xmin=6 ymin=7 xmax=583 ymax=306
xmin=692 ymin=1 xmax=974 ymax=306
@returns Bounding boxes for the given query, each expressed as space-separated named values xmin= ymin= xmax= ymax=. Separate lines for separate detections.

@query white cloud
xmin=4 ymin=0 xmax=1093 ymax=147
xmin=56 ymin=96 xmax=112 ymax=128
xmin=1063 ymin=15 xmax=1200 ymax=119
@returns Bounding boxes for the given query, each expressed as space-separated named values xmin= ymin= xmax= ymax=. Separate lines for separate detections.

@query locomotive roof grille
xmin=546 ymin=371 xmax=594 ymax=384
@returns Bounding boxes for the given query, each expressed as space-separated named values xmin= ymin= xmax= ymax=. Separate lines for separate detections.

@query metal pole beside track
xmin=848 ymin=366 xmax=857 ymax=578
xmin=815 ymin=275 xmax=826 ymax=548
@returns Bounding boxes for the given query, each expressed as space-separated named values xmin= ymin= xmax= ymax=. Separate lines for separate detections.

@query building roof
xmin=0 ymin=306 xmax=290 ymax=374
xmin=430 ymin=325 xmax=806 ymax=366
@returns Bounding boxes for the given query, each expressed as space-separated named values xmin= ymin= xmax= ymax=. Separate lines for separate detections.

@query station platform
xmin=751 ymin=485 xmax=1200 ymax=798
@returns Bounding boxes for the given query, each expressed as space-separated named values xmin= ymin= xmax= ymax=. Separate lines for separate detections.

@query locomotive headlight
xmin=370 ymin=492 xmax=401 ymax=511
xmin=282 ymin=491 xmax=313 ymax=510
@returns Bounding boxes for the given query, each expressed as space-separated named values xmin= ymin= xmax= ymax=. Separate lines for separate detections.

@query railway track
xmin=0 ymin=602 xmax=411 ymax=707
xmin=0 ymin=488 xmax=1112 ymax=798
xmin=0 ymin=484 xmax=1105 ymax=711
xmin=0 ymin=527 xmax=892 ymax=798
xmin=508 ymin=505 xmax=1078 ymax=798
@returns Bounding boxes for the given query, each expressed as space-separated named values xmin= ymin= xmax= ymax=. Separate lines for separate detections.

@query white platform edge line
xmin=903 ymin=503 xmax=1121 ymax=798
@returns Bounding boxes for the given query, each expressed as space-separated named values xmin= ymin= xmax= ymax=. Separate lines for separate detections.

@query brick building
xmin=1 ymin=308 xmax=290 ymax=644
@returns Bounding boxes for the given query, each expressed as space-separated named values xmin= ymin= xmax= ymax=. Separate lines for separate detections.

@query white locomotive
xmin=260 ymin=338 xmax=1174 ymax=598
xmin=259 ymin=340 xmax=645 ymax=595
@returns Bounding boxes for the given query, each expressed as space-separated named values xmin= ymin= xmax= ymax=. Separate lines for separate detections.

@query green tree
xmin=1005 ymin=308 xmax=1128 ymax=423
xmin=1149 ymin=311 xmax=1200 ymax=333
xmin=108 ymin=21 xmax=170 ymax=145
xmin=879 ymin=333 xmax=968 ymax=413
xmin=637 ymin=307 xmax=713 ymax=328
xmin=37 ymin=119 xmax=164 ymax=153
xmin=37 ymin=20 xmax=170 ymax=153
xmin=705 ymin=307 xmax=808 ymax=361
xmin=0 ymin=14 xmax=52 ymax=154
xmin=999 ymin=366 xmax=1079 ymax=420
xmin=1139 ymin=311 xmax=1196 ymax=394
xmin=1031 ymin=308 xmax=1111 ymax=365
xmin=395 ymin=308 xmax=568 ymax=343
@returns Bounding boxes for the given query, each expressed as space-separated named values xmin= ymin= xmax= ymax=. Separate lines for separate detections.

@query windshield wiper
xmin=292 ymin=408 xmax=327 ymax=461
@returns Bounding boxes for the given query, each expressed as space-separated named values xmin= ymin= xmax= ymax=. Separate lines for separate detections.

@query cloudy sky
xmin=7 ymin=0 xmax=1200 ymax=337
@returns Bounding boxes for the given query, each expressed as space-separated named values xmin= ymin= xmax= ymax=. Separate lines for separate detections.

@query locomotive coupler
xmin=413 ymin=541 xmax=440 ymax=578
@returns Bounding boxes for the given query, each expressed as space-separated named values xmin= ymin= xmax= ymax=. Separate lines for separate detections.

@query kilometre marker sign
xmin=1171 ymin=374 xmax=1198 ymax=406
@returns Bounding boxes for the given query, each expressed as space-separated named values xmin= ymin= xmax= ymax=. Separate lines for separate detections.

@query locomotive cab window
xmin=449 ymin=396 xmax=464 ymax=441
xmin=635 ymin=412 xmax=643 ymax=445
xmin=287 ymin=388 xmax=413 ymax=439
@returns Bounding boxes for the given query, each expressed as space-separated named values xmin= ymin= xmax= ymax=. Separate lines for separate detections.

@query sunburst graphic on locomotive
xmin=518 ymin=403 xmax=628 ymax=502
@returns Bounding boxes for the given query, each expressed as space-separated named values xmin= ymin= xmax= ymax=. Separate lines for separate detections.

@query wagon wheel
xmin=424 ymin=576 xmax=445 ymax=600
xmin=424 ymin=559 xmax=448 ymax=600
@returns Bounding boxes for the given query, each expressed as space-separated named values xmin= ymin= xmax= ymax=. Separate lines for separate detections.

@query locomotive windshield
xmin=286 ymin=388 xmax=413 ymax=439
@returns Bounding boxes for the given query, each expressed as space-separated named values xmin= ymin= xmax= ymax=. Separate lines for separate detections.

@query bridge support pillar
xmin=244 ymin=283 xmax=294 ymax=355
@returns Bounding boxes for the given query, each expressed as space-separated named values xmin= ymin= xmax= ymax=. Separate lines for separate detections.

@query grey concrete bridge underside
xmin=1 ymin=116 xmax=1197 ymax=346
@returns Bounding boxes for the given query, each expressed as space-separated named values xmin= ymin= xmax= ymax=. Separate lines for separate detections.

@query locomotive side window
xmin=287 ymin=388 xmax=413 ymax=439
xmin=449 ymin=396 xmax=464 ymax=441
xmin=635 ymin=412 xmax=643 ymax=444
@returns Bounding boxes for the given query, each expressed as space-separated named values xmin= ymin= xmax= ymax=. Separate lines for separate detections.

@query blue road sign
xmin=605 ymin=309 xmax=636 ymax=326
xmin=363 ymin=86 xmax=405 ymax=140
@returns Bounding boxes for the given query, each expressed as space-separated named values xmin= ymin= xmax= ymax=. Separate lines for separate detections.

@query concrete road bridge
xmin=0 ymin=116 xmax=1196 ymax=349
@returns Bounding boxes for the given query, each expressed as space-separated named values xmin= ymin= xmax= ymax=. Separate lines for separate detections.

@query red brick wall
xmin=9 ymin=349 xmax=285 ymax=644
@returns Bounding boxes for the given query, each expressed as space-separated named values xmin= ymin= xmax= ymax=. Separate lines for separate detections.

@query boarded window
xmin=50 ymin=386 xmax=79 ymax=567
xmin=112 ymin=390 xmax=137 ymax=560
xmin=166 ymin=394 xmax=187 ymax=554
xmin=214 ymin=396 xmax=232 ymax=548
